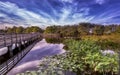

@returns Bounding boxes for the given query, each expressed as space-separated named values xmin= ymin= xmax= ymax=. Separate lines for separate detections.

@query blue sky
xmin=0 ymin=0 xmax=120 ymax=27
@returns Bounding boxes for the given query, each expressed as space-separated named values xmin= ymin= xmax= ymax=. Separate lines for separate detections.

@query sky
xmin=0 ymin=0 xmax=120 ymax=28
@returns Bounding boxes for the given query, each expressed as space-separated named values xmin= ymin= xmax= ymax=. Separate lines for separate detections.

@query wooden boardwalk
xmin=0 ymin=33 xmax=39 ymax=48
xmin=0 ymin=33 xmax=41 ymax=75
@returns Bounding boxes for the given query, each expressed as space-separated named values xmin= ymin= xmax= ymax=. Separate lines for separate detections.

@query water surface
xmin=7 ymin=39 xmax=65 ymax=75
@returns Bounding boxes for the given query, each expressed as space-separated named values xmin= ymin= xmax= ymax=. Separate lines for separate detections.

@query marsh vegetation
xmin=10 ymin=23 xmax=120 ymax=75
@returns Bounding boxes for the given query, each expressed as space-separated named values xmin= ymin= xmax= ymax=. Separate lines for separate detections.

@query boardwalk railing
xmin=0 ymin=33 xmax=40 ymax=48
xmin=0 ymin=33 xmax=41 ymax=75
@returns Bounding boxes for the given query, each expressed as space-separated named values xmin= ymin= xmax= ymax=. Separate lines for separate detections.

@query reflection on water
xmin=7 ymin=39 xmax=65 ymax=75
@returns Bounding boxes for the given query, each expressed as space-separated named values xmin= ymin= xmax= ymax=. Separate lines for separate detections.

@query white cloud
xmin=95 ymin=0 xmax=106 ymax=5
xmin=59 ymin=8 xmax=71 ymax=22
xmin=0 ymin=13 xmax=7 ymax=17
xmin=80 ymin=8 xmax=90 ymax=15
xmin=61 ymin=0 xmax=73 ymax=3
xmin=0 ymin=1 xmax=57 ymax=27
xmin=0 ymin=0 xmax=109 ymax=27
xmin=0 ymin=1 xmax=93 ymax=27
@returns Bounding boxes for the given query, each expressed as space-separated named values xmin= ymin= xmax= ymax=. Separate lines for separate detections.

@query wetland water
xmin=7 ymin=38 xmax=65 ymax=75
xmin=7 ymin=38 xmax=115 ymax=75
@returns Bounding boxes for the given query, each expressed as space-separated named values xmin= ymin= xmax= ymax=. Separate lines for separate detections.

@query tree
xmin=78 ymin=23 xmax=93 ymax=35
xmin=7 ymin=28 xmax=13 ymax=33
xmin=25 ymin=27 xmax=31 ymax=33
xmin=44 ymin=26 xmax=57 ymax=34
xmin=16 ymin=26 xmax=24 ymax=34
xmin=93 ymin=25 xmax=105 ymax=35
xmin=114 ymin=25 xmax=120 ymax=34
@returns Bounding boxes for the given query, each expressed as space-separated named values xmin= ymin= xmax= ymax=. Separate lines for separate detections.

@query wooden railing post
xmin=11 ymin=33 xmax=13 ymax=45
xmin=8 ymin=46 xmax=13 ymax=57
xmin=15 ymin=33 xmax=17 ymax=45
xmin=3 ymin=34 xmax=6 ymax=46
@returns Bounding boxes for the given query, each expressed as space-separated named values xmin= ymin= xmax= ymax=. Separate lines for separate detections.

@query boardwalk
xmin=7 ymin=39 xmax=65 ymax=75
xmin=0 ymin=33 xmax=39 ymax=48
xmin=0 ymin=33 xmax=40 ymax=75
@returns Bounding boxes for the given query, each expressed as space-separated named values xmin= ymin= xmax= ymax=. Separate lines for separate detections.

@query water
xmin=7 ymin=39 xmax=65 ymax=75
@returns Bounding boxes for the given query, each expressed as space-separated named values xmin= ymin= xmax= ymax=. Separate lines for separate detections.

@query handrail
xmin=0 ymin=41 xmax=37 ymax=75
xmin=0 ymin=33 xmax=40 ymax=48
xmin=0 ymin=33 xmax=41 ymax=75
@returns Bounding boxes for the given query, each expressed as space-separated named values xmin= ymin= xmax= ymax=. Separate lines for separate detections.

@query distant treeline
xmin=44 ymin=23 xmax=120 ymax=37
xmin=1 ymin=23 xmax=120 ymax=36
xmin=0 ymin=26 xmax=43 ymax=34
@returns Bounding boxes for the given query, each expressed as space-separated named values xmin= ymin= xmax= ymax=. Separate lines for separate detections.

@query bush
xmin=60 ymin=39 xmax=118 ymax=75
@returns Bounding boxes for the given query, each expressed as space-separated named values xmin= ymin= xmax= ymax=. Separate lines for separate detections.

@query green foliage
xmin=115 ymin=25 xmax=120 ymax=34
xmin=16 ymin=26 xmax=24 ymax=33
xmin=25 ymin=27 xmax=32 ymax=33
xmin=96 ymin=39 xmax=120 ymax=51
xmin=45 ymin=38 xmax=63 ymax=44
xmin=93 ymin=25 xmax=104 ymax=35
xmin=44 ymin=26 xmax=57 ymax=34
xmin=6 ymin=26 xmax=43 ymax=34
xmin=44 ymin=23 xmax=120 ymax=37
xmin=77 ymin=23 xmax=92 ymax=35
xmin=25 ymin=26 xmax=43 ymax=33
xmin=31 ymin=26 xmax=42 ymax=32
xmin=60 ymin=39 xmax=118 ymax=74
xmin=7 ymin=28 xmax=13 ymax=33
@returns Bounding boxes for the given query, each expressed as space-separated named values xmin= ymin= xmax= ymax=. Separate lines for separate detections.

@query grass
xmin=81 ymin=34 xmax=120 ymax=51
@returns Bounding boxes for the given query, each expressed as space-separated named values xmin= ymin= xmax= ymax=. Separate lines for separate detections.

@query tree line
xmin=1 ymin=22 xmax=120 ymax=36
xmin=0 ymin=26 xmax=43 ymax=34
xmin=44 ymin=23 xmax=120 ymax=37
